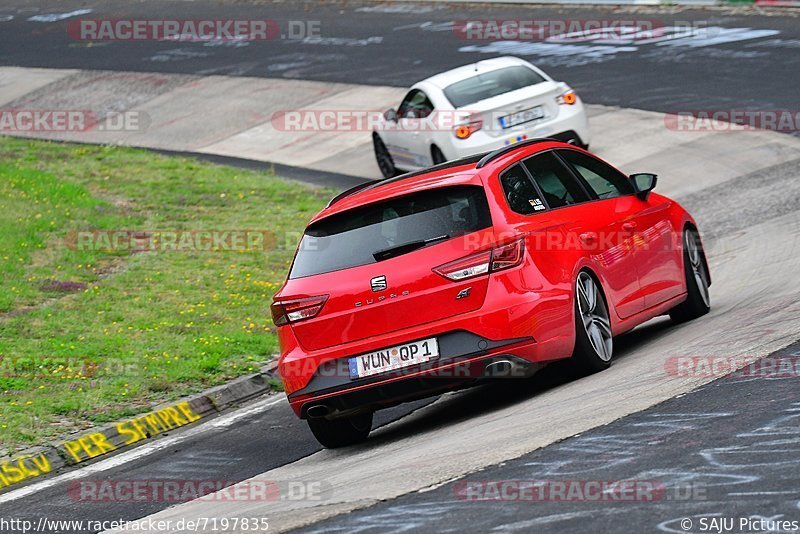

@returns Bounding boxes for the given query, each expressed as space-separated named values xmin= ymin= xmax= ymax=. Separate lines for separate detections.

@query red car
xmin=272 ymin=139 xmax=711 ymax=448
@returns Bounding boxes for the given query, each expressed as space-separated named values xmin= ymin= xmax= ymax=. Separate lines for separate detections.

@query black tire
xmin=669 ymin=228 xmax=711 ymax=324
xmin=571 ymin=271 xmax=613 ymax=374
xmin=373 ymin=133 xmax=398 ymax=179
xmin=431 ymin=145 xmax=447 ymax=165
xmin=307 ymin=412 xmax=373 ymax=448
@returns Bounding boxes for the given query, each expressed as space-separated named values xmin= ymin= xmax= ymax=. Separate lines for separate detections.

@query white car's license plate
xmin=349 ymin=337 xmax=439 ymax=379
xmin=499 ymin=106 xmax=544 ymax=129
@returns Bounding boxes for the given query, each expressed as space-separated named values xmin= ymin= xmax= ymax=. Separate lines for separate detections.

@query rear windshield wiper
xmin=373 ymin=235 xmax=450 ymax=262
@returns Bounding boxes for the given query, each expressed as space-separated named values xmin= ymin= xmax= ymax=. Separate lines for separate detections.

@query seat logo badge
xmin=456 ymin=287 xmax=472 ymax=300
xmin=370 ymin=275 xmax=387 ymax=292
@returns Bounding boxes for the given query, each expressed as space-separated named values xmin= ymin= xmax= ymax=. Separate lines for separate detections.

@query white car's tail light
xmin=454 ymin=118 xmax=483 ymax=139
xmin=271 ymin=295 xmax=328 ymax=326
xmin=433 ymin=238 xmax=525 ymax=281
xmin=557 ymin=90 xmax=578 ymax=105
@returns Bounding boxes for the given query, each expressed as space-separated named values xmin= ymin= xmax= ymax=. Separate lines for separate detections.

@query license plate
xmin=349 ymin=337 xmax=439 ymax=379
xmin=499 ymin=106 xmax=544 ymax=129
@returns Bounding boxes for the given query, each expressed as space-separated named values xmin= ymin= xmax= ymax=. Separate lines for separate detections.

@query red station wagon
xmin=271 ymin=139 xmax=711 ymax=448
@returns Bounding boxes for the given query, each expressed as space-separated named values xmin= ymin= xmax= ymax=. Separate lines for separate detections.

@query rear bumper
xmin=445 ymin=103 xmax=591 ymax=160
xmin=287 ymin=334 xmax=539 ymax=419
xmin=277 ymin=253 xmax=576 ymax=418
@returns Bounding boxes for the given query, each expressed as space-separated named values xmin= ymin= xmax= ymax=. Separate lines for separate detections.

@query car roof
xmin=312 ymin=166 xmax=482 ymax=224
xmin=310 ymin=139 xmax=577 ymax=225
xmin=419 ymin=56 xmax=531 ymax=90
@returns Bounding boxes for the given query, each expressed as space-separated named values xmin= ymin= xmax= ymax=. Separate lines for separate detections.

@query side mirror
xmin=630 ymin=173 xmax=657 ymax=200
xmin=383 ymin=108 xmax=398 ymax=122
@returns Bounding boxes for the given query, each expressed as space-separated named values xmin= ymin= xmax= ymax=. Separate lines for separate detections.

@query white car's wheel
xmin=373 ymin=133 xmax=398 ymax=179
xmin=431 ymin=145 xmax=447 ymax=165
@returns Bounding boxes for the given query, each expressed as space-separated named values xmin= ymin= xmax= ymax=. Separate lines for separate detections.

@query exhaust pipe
xmin=306 ymin=405 xmax=331 ymax=418
xmin=484 ymin=360 xmax=514 ymax=377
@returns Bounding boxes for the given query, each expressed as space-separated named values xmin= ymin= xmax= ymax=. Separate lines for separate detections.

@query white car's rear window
xmin=443 ymin=66 xmax=546 ymax=108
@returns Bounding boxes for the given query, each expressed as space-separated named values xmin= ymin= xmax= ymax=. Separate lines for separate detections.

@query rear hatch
xmin=278 ymin=185 xmax=494 ymax=351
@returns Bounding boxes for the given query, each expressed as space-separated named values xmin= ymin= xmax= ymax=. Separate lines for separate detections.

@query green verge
xmin=0 ymin=137 xmax=333 ymax=454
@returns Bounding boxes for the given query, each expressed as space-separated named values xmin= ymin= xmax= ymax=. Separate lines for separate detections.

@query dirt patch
xmin=39 ymin=279 xmax=88 ymax=293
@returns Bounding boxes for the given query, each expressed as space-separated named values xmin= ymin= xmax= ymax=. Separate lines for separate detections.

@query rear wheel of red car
xmin=307 ymin=411 xmax=373 ymax=448
xmin=571 ymin=271 xmax=613 ymax=374
xmin=373 ymin=133 xmax=398 ymax=179
xmin=669 ymin=228 xmax=711 ymax=323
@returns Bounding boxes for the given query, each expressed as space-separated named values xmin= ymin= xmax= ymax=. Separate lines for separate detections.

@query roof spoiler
xmin=327 ymin=152 xmax=486 ymax=208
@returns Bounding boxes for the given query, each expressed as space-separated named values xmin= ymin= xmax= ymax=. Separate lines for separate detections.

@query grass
xmin=0 ymin=137 xmax=334 ymax=453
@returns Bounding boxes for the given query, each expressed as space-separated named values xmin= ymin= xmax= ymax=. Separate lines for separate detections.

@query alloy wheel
xmin=686 ymin=231 xmax=710 ymax=307
xmin=576 ymin=272 xmax=613 ymax=362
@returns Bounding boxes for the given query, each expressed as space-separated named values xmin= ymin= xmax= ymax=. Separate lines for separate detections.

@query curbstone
xmin=204 ymin=373 xmax=270 ymax=412
xmin=263 ymin=360 xmax=281 ymax=379
xmin=0 ymin=446 xmax=66 ymax=490
xmin=0 ymin=355 xmax=281 ymax=493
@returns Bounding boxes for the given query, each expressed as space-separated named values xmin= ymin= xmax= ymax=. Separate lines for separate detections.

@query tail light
xmin=491 ymin=238 xmax=526 ymax=270
xmin=557 ymin=90 xmax=578 ymax=105
xmin=271 ymin=295 xmax=328 ymax=326
xmin=433 ymin=238 xmax=525 ymax=281
xmin=454 ymin=118 xmax=483 ymax=139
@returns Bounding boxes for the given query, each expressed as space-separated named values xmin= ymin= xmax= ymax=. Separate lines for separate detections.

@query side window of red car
xmin=500 ymin=164 xmax=546 ymax=215
xmin=558 ymin=150 xmax=634 ymax=200
xmin=523 ymin=152 xmax=590 ymax=209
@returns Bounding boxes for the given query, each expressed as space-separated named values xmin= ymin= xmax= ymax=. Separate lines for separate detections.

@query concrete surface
xmin=307 ymin=342 xmax=800 ymax=533
xmin=3 ymin=67 xmax=800 ymax=185
xmin=18 ymin=74 xmax=786 ymax=533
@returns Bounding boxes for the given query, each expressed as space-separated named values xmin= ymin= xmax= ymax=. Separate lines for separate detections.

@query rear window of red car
xmin=290 ymin=186 xmax=492 ymax=279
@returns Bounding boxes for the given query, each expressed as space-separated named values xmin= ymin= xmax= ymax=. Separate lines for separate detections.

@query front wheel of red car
xmin=307 ymin=411 xmax=373 ymax=448
xmin=571 ymin=271 xmax=613 ymax=374
xmin=669 ymin=228 xmax=711 ymax=324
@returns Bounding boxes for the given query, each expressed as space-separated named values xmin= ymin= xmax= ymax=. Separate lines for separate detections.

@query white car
xmin=372 ymin=56 xmax=590 ymax=178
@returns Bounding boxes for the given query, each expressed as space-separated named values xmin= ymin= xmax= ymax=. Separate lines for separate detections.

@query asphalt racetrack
xmin=0 ymin=2 xmax=799 ymax=533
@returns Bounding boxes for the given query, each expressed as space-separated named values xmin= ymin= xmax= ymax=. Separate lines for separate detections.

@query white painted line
xmin=728 ymin=491 xmax=799 ymax=496
xmin=27 ymin=9 xmax=92 ymax=22
xmin=0 ymin=394 xmax=286 ymax=504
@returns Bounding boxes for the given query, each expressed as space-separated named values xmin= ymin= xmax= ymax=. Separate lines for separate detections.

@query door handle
xmin=579 ymin=232 xmax=598 ymax=244
xmin=622 ymin=221 xmax=637 ymax=231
